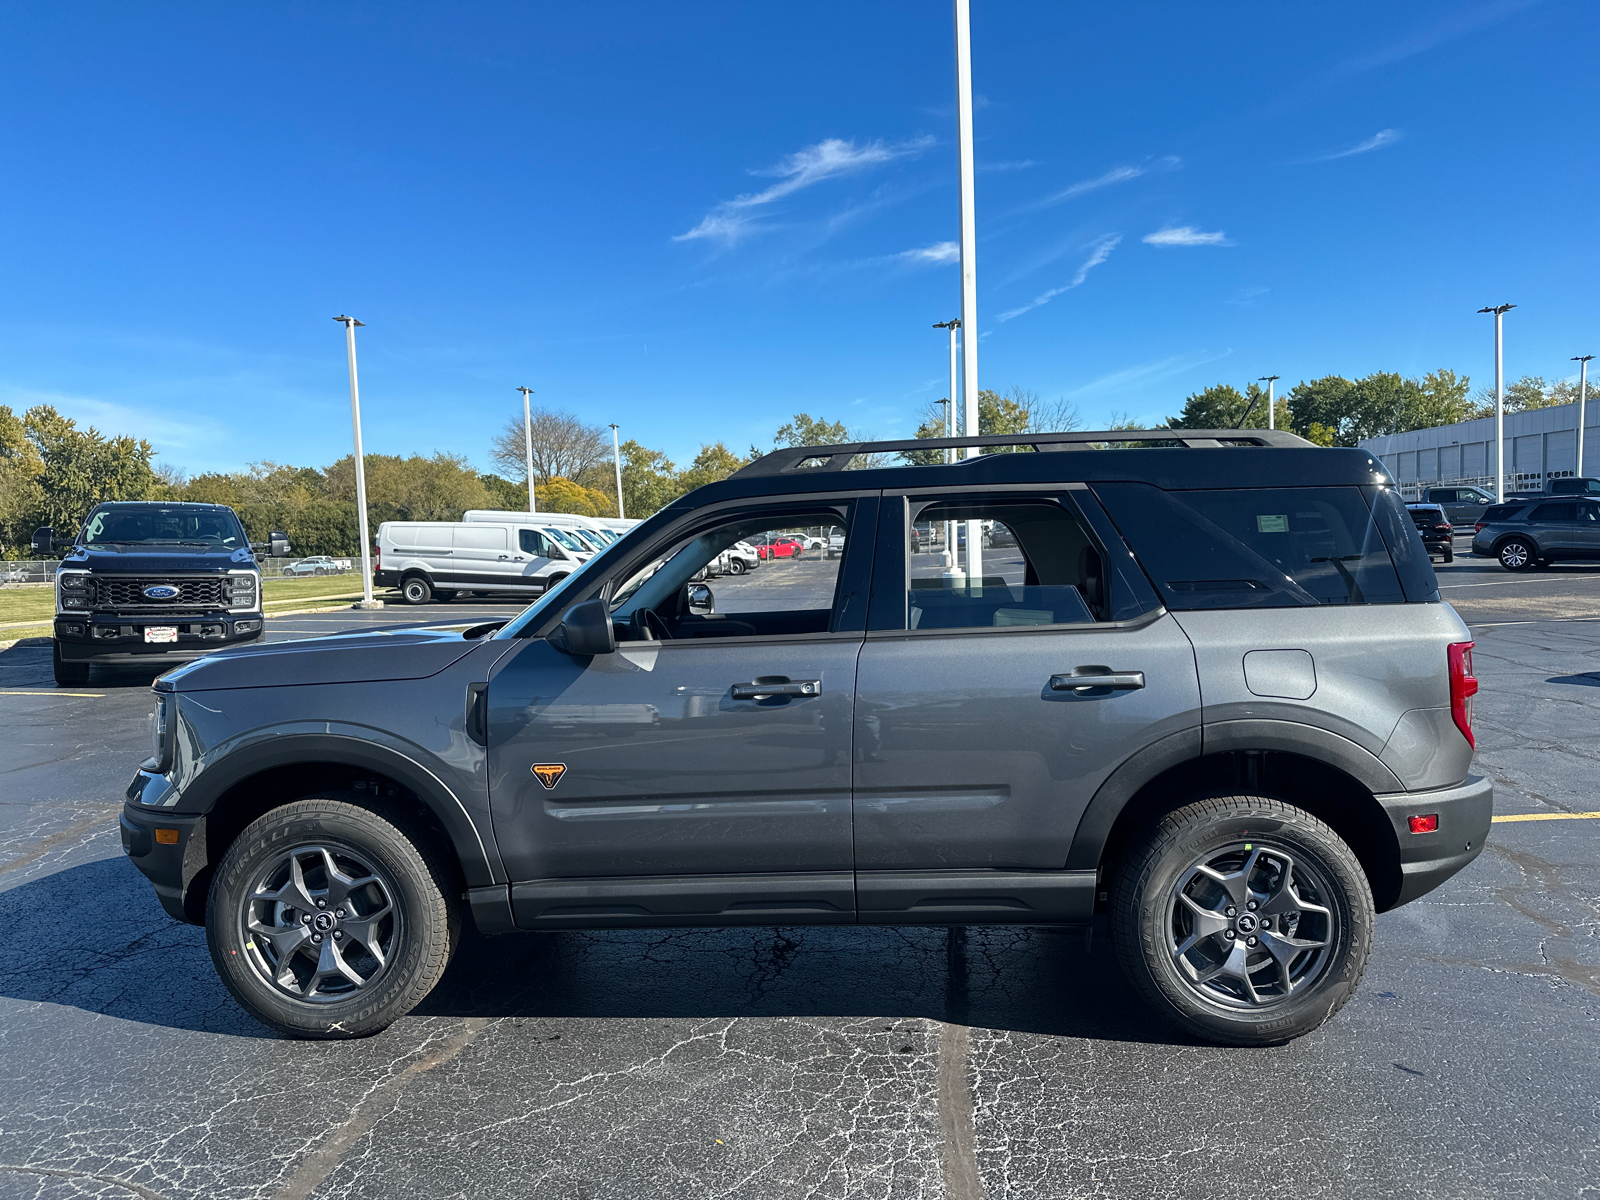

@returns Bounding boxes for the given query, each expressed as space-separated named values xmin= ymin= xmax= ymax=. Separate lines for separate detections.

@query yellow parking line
xmin=0 ymin=690 xmax=105 ymax=698
xmin=1493 ymin=811 xmax=1600 ymax=823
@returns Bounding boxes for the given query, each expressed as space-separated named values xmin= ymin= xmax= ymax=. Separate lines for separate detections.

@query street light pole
xmin=1477 ymin=305 xmax=1515 ymax=500
xmin=610 ymin=423 xmax=625 ymax=520
xmin=332 ymin=316 xmax=381 ymax=609
xmin=517 ymin=386 xmax=537 ymax=514
xmin=1259 ymin=375 xmax=1280 ymax=431
xmin=933 ymin=318 xmax=962 ymax=576
xmin=953 ymin=0 xmax=982 ymax=584
xmin=1573 ymin=356 xmax=1593 ymax=480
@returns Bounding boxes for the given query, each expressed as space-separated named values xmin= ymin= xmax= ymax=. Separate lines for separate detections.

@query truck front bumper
xmin=1376 ymin=773 xmax=1494 ymax=907
xmin=55 ymin=612 xmax=263 ymax=663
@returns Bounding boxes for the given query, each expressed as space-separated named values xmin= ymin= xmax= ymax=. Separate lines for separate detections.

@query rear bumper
xmin=56 ymin=612 xmax=262 ymax=663
xmin=1376 ymin=773 xmax=1494 ymax=907
xmin=374 ymin=569 xmax=400 ymax=587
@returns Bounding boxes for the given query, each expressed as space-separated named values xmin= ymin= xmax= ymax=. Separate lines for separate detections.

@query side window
xmin=1094 ymin=483 xmax=1409 ymax=609
xmin=609 ymin=505 xmax=855 ymax=640
xmin=901 ymin=498 xmax=1106 ymax=631
xmin=1431 ymin=489 xmax=1457 ymax=503
xmin=519 ymin=529 xmax=551 ymax=557
xmin=1530 ymin=503 xmax=1577 ymax=522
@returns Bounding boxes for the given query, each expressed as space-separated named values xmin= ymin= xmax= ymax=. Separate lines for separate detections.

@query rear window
xmin=1093 ymin=483 xmax=1408 ymax=610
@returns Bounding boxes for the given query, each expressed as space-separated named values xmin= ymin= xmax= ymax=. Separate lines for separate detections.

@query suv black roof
xmin=673 ymin=429 xmax=1390 ymax=509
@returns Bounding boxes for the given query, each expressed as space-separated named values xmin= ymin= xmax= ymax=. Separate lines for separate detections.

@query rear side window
xmin=1428 ymin=489 xmax=1458 ymax=503
xmin=1093 ymin=483 xmax=1407 ymax=610
xmin=1481 ymin=504 xmax=1522 ymax=523
xmin=1529 ymin=503 xmax=1577 ymax=522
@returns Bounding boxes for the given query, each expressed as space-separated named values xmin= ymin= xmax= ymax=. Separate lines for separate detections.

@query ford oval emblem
xmin=143 ymin=584 xmax=180 ymax=600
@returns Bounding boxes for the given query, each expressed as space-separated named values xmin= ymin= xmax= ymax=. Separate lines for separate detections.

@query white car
xmin=714 ymin=541 xmax=761 ymax=576
xmin=825 ymin=528 xmax=846 ymax=559
xmin=281 ymin=556 xmax=344 ymax=576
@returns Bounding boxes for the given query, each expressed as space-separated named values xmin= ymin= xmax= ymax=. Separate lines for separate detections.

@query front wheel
xmin=729 ymin=558 xmax=748 ymax=575
xmin=52 ymin=640 xmax=89 ymax=687
xmin=1111 ymin=794 xmax=1373 ymax=1046
xmin=400 ymin=575 xmax=433 ymax=604
xmin=1442 ymin=546 xmax=1454 ymax=563
xmin=206 ymin=799 xmax=459 ymax=1039
xmin=1497 ymin=539 xmax=1535 ymax=571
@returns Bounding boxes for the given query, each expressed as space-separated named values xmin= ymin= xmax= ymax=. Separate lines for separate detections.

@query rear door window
xmin=1530 ymin=503 xmax=1577 ymax=522
xmin=1094 ymin=483 xmax=1407 ymax=609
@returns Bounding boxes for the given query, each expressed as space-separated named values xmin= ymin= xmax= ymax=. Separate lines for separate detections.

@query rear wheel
xmin=433 ymin=589 xmax=458 ymax=601
xmin=52 ymin=640 xmax=90 ymax=687
xmin=206 ymin=799 xmax=459 ymax=1039
xmin=1111 ymin=794 xmax=1373 ymax=1046
xmin=1497 ymin=538 xmax=1535 ymax=571
xmin=400 ymin=575 xmax=433 ymax=604
xmin=314 ymin=567 xmax=326 ymax=576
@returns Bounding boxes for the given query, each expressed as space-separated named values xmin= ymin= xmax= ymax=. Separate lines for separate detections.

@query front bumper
xmin=120 ymin=800 xmax=207 ymax=923
xmin=55 ymin=612 xmax=263 ymax=663
xmin=1376 ymin=773 xmax=1493 ymax=907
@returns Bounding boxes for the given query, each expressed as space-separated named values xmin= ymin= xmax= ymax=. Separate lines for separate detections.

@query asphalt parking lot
xmin=2 ymin=546 xmax=1598 ymax=1199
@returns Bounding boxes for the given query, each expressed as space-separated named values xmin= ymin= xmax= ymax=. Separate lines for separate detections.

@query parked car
xmin=755 ymin=536 xmax=806 ymax=560
xmin=825 ymin=527 xmax=846 ymax=559
xmin=122 ymin=428 xmax=1489 ymax=1047
xmin=1404 ymin=503 xmax=1454 ymax=563
xmin=1471 ymin=497 xmax=1600 ymax=570
xmin=1419 ymin=486 xmax=1497 ymax=527
xmin=281 ymin=556 xmax=344 ymax=576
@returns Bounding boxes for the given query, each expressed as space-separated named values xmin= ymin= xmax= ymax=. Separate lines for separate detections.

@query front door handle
xmin=1050 ymin=668 xmax=1145 ymax=693
xmin=731 ymin=678 xmax=822 ymax=699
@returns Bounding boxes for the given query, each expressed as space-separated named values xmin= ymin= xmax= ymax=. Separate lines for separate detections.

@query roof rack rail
xmin=730 ymin=428 xmax=1316 ymax=478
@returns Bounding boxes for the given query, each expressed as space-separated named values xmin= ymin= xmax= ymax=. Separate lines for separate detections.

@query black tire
xmin=433 ymin=589 xmax=457 ymax=601
xmin=1496 ymin=538 xmax=1536 ymax=571
xmin=542 ymin=573 xmax=568 ymax=594
xmin=1442 ymin=546 xmax=1454 ymax=563
xmin=314 ymin=567 xmax=326 ymax=576
xmin=1111 ymin=794 xmax=1373 ymax=1046
xmin=52 ymin=640 xmax=89 ymax=687
xmin=206 ymin=799 xmax=459 ymax=1039
xmin=793 ymin=548 xmax=804 ymax=559
xmin=400 ymin=575 xmax=433 ymax=604
xmin=729 ymin=558 xmax=748 ymax=575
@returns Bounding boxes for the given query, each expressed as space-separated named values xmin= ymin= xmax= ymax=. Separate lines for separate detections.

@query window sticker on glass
xmin=1257 ymin=514 xmax=1289 ymax=533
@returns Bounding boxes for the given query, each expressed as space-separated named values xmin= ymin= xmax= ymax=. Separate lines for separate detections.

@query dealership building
xmin=1360 ymin=398 xmax=1597 ymax=495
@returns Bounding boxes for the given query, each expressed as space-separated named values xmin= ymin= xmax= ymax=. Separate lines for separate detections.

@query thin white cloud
xmin=1019 ymin=156 xmax=1180 ymax=213
xmin=5 ymin=388 xmax=229 ymax=456
xmin=1226 ymin=286 xmax=1271 ymax=306
xmin=1066 ymin=349 xmax=1236 ymax=398
xmin=675 ymin=136 xmax=935 ymax=245
xmin=1143 ymin=226 xmax=1232 ymax=247
xmin=1305 ymin=128 xmax=1404 ymax=162
xmin=1336 ymin=0 xmax=1539 ymax=75
xmin=995 ymin=235 xmax=1121 ymax=323
xmin=896 ymin=241 xmax=959 ymax=265
xmin=979 ymin=159 xmax=1038 ymax=173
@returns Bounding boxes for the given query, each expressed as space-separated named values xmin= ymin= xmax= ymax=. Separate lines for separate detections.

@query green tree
xmin=676 ymin=442 xmax=748 ymax=494
xmin=478 ymin=473 xmax=527 ymax=511
xmin=0 ymin=405 xmax=45 ymax=556
xmin=323 ymin=452 xmax=490 ymax=522
xmin=773 ymin=413 xmax=850 ymax=448
xmin=617 ymin=440 xmax=680 ymax=519
xmin=1414 ymin=369 xmax=1474 ymax=428
xmin=1166 ymin=383 xmax=1249 ymax=429
xmin=23 ymin=405 xmax=161 ymax=535
xmin=1470 ymin=374 xmax=1554 ymax=417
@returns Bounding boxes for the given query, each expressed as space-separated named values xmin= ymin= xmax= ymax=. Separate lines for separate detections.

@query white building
xmin=1360 ymin=398 xmax=1597 ymax=495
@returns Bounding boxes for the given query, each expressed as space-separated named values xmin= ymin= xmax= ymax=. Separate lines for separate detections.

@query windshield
xmin=81 ymin=507 xmax=245 ymax=549
xmin=543 ymin=526 xmax=590 ymax=553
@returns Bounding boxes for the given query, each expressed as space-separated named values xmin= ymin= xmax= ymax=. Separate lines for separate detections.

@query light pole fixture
xmin=516 ymin=386 xmax=536 ymax=514
xmin=609 ymin=423 xmax=625 ymax=520
xmin=934 ymin=318 xmax=962 ymax=576
xmin=1574 ymin=355 xmax=1594 ymax=480
xmin=1478 ymin=304 xmax=1515 ymax=500
xmin=953 ymin=0 xmax=982 ymax=584
xmin=332 ymin=315 xmax=381 ymax=609
xmin=1259 ymin=375 xmax=1280 ymax=431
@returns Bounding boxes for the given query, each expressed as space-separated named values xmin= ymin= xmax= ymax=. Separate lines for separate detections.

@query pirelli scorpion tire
xmin=1111 ymin=794 xmax=1373 ymax=1046
xmin=206 ymin=799 xmax=460 ymax=1039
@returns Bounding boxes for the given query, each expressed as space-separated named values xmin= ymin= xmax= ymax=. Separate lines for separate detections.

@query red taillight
xmin=1474 ymin=522 xmax=1486 ymax=534
xmin=1435 ymin=523 xmax=1452 ymax=532
xmin=1408 ymin=814 xmax=1439 ymax=834
xmin=1448 ymin=641 xmax=1478 ymax=747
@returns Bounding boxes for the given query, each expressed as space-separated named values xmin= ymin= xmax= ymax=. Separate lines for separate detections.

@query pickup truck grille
xmin=94 ymin=576 xmax=227 ymax=610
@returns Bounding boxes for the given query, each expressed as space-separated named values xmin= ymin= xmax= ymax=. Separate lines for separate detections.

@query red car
xmin=755 ymin=536 xmax=806 ymax=560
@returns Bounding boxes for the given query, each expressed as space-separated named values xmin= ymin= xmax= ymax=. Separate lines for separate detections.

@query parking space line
xmin=1492 ymin=811 xmax=1600 ymax=823
xmin=0 ymin=690 xmax=105 ymax=698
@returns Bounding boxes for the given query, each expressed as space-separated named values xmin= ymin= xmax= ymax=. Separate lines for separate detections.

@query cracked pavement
xmin=1 ymin=563 xmax=1597 ymax=1199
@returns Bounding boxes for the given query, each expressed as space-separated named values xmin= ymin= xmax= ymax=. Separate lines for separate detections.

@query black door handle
xmin=1050 ymin=668 xmax=1145 ymax=693
xmin=731 ymin=678 xmax=821 ymax=699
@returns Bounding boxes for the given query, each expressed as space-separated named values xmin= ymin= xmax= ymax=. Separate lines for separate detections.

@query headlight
xmin=227 ymin=572 xmax=259 ymax=609
xmin=57 ymin=571 xmax=90 ymax=611
xmin=144 ymin=694 xmax=173 ymax=773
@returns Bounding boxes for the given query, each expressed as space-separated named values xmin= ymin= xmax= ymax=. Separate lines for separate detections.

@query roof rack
xmin=730 ymin=428 xmax=1316 ymax=478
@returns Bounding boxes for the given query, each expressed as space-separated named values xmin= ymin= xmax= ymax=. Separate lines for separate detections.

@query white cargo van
xmin=375 ymin=518 xmax=592 ymax=605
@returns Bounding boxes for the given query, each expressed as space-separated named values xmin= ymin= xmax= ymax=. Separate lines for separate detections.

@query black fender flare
xmin=174 ymin=733 xmax=499 ymax=887
xmin=1064 ymin=719 xmax=1403 ymax=871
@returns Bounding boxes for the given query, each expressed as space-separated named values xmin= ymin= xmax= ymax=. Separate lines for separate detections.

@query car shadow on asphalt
xmin=2 ymin=858 xmax=1189 ymax=1045
xmin=1547 ymin=673 xmax=1600 ymax=687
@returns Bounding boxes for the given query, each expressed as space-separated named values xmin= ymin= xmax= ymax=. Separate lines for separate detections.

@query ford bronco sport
xmin=120 ymin=430 xmax=1491 ymax=1044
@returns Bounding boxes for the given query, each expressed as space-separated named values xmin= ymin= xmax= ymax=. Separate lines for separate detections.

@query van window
xmin=519 ymin=528 xmax=554 ymax=557
xmin=454 ymin=526 xmax=507 ymax=551
xmin=543 ymin=527 xmax=589 ymax=553
xmin=1094 ymin=483 xmax=1407 ymax=609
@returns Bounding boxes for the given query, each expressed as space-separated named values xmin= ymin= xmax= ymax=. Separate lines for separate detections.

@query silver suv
xmin=120 ymin=430 xmax=1490 ymax=1045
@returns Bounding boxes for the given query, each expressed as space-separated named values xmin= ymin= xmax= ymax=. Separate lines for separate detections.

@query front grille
xmin=94 ymin=576 xmax=227 ymax=610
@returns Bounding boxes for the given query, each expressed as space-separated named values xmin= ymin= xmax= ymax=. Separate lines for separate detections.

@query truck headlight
xmin=57 ymin=571 xmax=91 ymax=611
xmin=226 ymin=572 xmax=259 ymax=609
xmin=144 ymin=694 xmax=174 ymax=774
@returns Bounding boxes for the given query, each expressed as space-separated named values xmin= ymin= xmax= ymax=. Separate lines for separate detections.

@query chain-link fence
xmin=1 ymin=557 xmax=357 ymax=587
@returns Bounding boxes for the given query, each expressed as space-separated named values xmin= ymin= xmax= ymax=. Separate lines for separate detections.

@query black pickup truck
xmin=35 ymin=502 xmax=287 ymax=686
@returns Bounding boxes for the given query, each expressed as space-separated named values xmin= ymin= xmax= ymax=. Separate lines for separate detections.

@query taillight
xmin=1474 ymin=523 xmax=1486 ymax=534
xmin=1448 ymin=641 xmax=1478 ymax=747
xmin=1435 ymin=524 xmax=1451 ymax=532
xmin=373 ymin=545 xmax=381 ymax=571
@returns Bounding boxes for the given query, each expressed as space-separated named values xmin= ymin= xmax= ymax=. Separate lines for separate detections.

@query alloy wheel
xmin=239 ymin=844 xmax=401 ymax=1003
xmin=1165 ymin=842 xmax=1337 ymax=1010
xmin=1499 ymin=541 xmax=1531 ymax=570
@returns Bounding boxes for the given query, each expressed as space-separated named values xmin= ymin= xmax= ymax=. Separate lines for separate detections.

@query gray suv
xmin=120 ymin=430 xmax=1491 ymax=1046
xmin=1471 ymin=497 xmax=1600 ymax=570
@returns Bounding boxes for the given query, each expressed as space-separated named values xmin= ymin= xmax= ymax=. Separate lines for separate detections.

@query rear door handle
xmin=731 ymin=678 xmax=822 ymax=699
xmin=1050 ymin=668 xmax=1145 ymax=693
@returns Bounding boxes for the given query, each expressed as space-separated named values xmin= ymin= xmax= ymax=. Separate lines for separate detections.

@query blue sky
xmin=0 ymin=1 xmax=1594 ymax=476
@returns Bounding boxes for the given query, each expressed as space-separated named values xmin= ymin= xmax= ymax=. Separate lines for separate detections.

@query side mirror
xmin=268 ymin=531 xmax=291 ymax=557
xmin=556 ymin=597 xmax=615 ymax=656
xmin=688 ymin=583 xmax=714 ymax=613
xmin=31 ymin=527 xmax=54 ymax=555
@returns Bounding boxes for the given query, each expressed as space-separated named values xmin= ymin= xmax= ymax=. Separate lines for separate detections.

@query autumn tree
xmin=489 ymin=406 xmax=612 ymax=486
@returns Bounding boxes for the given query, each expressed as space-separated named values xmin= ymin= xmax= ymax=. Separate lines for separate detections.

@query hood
xmin=62 ymin=544 xmax=254 ymax=574
xmin=156 ymin=625 xmax=491 ymax=692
